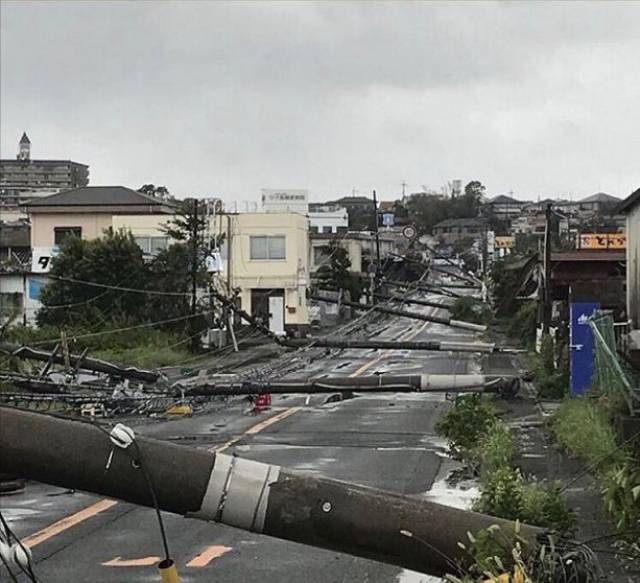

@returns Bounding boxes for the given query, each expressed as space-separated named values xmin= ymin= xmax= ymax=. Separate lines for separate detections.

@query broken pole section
xmin=0 ymin=343 xmax=159 ymax=383
xmin=181 ymin=374 xmax=519 ymax=396
xmin=207 ymin=289 xmax=286 ymax=344
xmin=309 ymin=295 xmax=487 ymax=332
xmin=0 ymin=406 xmax=543 ymax=578
xmin=382 ymin=279 xmax=464 ymax=299
xmin=373 ymin=292 xmax=453 ymax=311
xmin=284 ymin=338 xmax=497 ymax=353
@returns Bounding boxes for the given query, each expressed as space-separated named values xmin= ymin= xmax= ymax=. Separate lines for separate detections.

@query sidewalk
xmin=498 ymin=388 xmax=639 ymax=583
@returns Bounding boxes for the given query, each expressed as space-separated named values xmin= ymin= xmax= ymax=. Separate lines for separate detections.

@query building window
xmin=54 ymin=227 xmax=82 ymax=245
xmin=309 ymin=226 xmax=319 ymax=234
xmin=134 ymin=236 xmax=169 ymax=255
xmin=250 ymin=235 xmax=286 ymax=260
xmin=322 ymin=226 xmax=333 ymax=234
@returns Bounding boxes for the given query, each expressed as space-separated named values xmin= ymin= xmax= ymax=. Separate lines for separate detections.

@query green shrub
xmin=473 ymin=466 xmax=525 ymax=519
xmin=451 ymin=297 xmax=492 ymax=325
xmin=473 ymin=468 xmax=575 ymax=534
xmin=534 ymin=335 xmax=568 ymax=399
xmin=601 ymin=460 xmax=640 ymax=531
xmin=506 ymin=302 xmax=537 ymax=346
xmin=521 ymin=482 xmax=576 ymax=535
xmin=435 ymin=394 xmax=498 ymax=458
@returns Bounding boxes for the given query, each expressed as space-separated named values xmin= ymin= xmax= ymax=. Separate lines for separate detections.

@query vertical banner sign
xmin=570 ymin=302 xmax=600 ymax=396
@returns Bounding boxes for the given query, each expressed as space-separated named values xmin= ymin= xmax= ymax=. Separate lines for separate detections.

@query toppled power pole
xmin=284 ymin=337 xmax=514 ymax=354
xmin=0 ymin=407 xmax=543 ymax=577
xmin=309 ymin=295 xmax=487 ymax=332
xmin=373 ymin=292 xmax=453 ymax=310
xmin=0 ymin=343 xmax=160 ymax=383
xmin=181 ymin=373 xmax=519 ymax=396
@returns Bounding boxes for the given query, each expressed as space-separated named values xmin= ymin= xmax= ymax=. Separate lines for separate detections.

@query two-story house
xmin=214 ymin=212 xmax=309 ymax=336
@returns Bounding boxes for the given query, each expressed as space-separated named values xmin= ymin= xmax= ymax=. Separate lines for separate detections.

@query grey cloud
xmin=1 ymin=1 xmax=639 ymax=201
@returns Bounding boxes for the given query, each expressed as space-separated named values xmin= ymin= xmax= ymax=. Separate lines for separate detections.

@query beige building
xmin=213 ymin=212 xmax=309 ymax=336
xmin=25 ymin=186 xmax=172 ymax=271
xmin=619 ymin=188 xmax=640 ymax=327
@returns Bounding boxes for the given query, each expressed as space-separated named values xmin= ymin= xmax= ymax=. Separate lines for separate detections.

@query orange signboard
xmin=578 ymin=233 xmax=626 ymax=250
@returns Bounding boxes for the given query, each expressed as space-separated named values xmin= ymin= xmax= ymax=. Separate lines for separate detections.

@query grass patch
xmin=551 ymin=398 xmax=623 ymax=467
xmin=552 ymin=397 xmax=640 ymax=541
xmin=437 ymin=395 xmax=576 ymax=534
xmin=5 ymin=323 xmax=191 ymax=369
xmin=93 ymin=346 xmax=188 ymax=368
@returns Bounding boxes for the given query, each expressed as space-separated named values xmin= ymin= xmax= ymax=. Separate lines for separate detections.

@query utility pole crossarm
xmin=0 ymin=407 xmax=543 ymax=578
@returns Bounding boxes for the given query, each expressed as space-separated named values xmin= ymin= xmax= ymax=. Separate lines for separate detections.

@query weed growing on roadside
xmin=474 ymin=423 xmax=517 ymax=477
xmin=534 ymin=335 xmax=567 ymax=399
xmin=435 ymin=394 xmax=498 ymax=459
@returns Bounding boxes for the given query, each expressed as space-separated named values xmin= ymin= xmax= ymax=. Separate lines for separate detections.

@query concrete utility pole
xmin=208 ymin=288 xmax=286 ymax=344
xmin=190 ymin=198 xmax=200 ymax=352
xmin=373 ymin=292 xmax=453 ymax=311
xmin=372 ymin=190 xmax=382 ymax=292
xmin=542 ymin=203 xmax=553 ymax=334
xmin=182 ymin=373 xmax=520 ymax=396
xmin=283 ymin=338 xmax=516 ymax=354
xmin=0 ymin=407 xmax=543 ymax=578
xmin=382 ymin=280 xmax=464 ymax=298
xmin=309 ymin=295 xmax=487 ymax=332
xmin=0 ymin=343 xmax=160 ymax=383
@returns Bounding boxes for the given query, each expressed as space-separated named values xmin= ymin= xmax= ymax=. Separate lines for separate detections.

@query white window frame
xmin=249 ymin=235 xmax=286 ymax=261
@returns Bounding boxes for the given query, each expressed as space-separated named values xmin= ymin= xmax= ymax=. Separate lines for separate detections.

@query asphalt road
xmin=1 ymin=289 xmax=515 ymax=583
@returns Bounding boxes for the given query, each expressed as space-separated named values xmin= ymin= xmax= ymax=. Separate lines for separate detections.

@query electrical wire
xmin=0 ymin=511 xmax=39 ymax=583
xmin=28 ymin=311 xmax=210 ymax=347
xmin=33 ymin=274 xmax=190 ymax=297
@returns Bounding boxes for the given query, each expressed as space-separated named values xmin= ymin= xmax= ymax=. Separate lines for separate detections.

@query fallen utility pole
xmin=208 ymin=288 xmax=286 ymax=344
xmin=182 ymin=373 xmax=519 ymax=396
xmin=284 ymin=338 xmax=516 ymax=354
xmin=373 ymin=292 xmax=453 ymax=311
xmin=0 ymin=343 xmax=160 ymax=383
xmin=309 ymin=295 xmax=486 ymax=332
xmin=382 ymin=279 xmax=463 ymax=299
xmin=0 ymin=406 xmax=543 ymax=577
xmin=430 ymin=265 xmax=481 ymax=287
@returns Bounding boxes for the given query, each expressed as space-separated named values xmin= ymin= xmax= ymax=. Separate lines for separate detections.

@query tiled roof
xmin=25 ymin=186 xmax=165 ymax=207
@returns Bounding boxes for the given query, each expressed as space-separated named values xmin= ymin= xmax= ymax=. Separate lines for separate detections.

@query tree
xmin=37 ymin=230 xmax=150 ymax=328
xmin=138 ymin=184 xmax=172 ymax=200
xmin=464 ymin=180 xmax=486 ymax=203
xmin=316 ymin=240 xmax=363 ymax=301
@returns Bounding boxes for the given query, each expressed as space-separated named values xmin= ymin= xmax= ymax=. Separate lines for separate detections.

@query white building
xmin=308 ymin=202 xmax=348 ymax=234
xmin=261 ymin=189 xmax=308 ymax=214
xmin=619 ymin=188 xmax=640 ymax=327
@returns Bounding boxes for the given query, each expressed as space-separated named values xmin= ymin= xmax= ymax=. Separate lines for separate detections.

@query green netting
xmin=589 ymin=313 xmax=640 ymax=416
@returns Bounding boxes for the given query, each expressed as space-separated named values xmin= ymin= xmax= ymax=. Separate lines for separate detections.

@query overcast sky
xmin=1 ymin=1 xmax=639 ymax=204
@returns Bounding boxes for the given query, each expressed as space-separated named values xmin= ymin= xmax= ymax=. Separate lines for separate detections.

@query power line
xmin=29 ymin=311 xmax=210 ymax=347
xmin=33 ymin=274 xmax=189 ymax=297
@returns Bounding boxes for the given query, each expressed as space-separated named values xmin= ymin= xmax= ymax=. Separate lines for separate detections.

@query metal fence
xmin=589 ymin=312 xmax=640 ymax=416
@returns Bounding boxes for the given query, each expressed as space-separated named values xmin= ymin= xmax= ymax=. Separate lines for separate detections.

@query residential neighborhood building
xmin=482 ymin=194 xmax=526 ymax=221
xmin=261 ymin=189 xmax=308 ymax=214
xmin=618 ymin=188 xmax=640 ymax=328
xmin=432 ymin=217 xmax=488 ymax=245
xmin=218 ymin=212 xmax=310 ymax=336
xmin=309 ymin=231 xmax=399 ymax=275
xmin=308 ymin=202 xmax=348 ymax=234
xmin=25 ymin=186 xmax=173 ymax=272
xmin=0 ymin=133 xmax=89 ymax=214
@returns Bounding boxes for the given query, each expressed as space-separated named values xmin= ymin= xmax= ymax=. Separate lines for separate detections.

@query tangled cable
xmin=0 ymin=510 xmax=39 ymax=583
